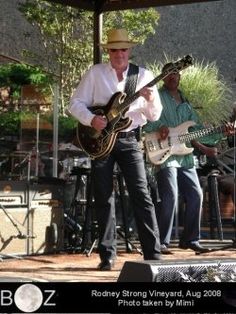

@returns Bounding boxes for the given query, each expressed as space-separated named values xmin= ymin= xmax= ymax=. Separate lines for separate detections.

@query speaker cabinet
xmin=0 ymin=206 xmax=28 ymax=255
xmin=0 ymin=179 xmax=65 ymax=256
xmin=29 ymin=179 xmax=64 ymax=254
xmin=118 ymin=259 xmax=236 ymax=282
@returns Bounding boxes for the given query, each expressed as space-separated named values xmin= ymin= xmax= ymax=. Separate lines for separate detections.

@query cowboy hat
xmin=100 ymin=29 xmax=138 ymax=49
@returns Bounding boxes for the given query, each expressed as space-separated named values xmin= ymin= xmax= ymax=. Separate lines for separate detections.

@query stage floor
xmin=0 ymin=240 xmax=235 ymax=282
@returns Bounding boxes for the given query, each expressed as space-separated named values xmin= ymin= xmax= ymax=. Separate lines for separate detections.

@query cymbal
xmin=58 ymin=143 xmax=81 ymax=151
xmin=57 ymin=143 xmax=86 ymax=158
xmin=41 ymin=143 xmax=87 ymax=159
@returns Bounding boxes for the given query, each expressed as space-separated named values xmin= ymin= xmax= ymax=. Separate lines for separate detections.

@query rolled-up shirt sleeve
xmin=138 ymin=69 xmax=162 ymax=123
xmin=142 ymin=86 xmax=162 ymax=122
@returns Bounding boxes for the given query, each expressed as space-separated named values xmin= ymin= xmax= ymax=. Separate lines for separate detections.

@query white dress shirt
xmin=68 ymin=62 xmax=162 ymax=132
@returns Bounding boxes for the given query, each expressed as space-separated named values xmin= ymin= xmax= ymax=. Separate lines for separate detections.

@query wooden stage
xmin=0 ymin=240 xmax=235 ymax=282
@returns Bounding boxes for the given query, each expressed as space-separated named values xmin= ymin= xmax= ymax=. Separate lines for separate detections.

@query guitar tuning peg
xmin=184 ymin=55 xmax=194 ymax=65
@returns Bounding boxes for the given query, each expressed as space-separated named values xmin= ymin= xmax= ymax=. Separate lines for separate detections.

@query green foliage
xmin=101 ymin=9 xmax=159 ymax=63
xmin=0 ymin=110 xmax=77 ymax=141
xmin=57 ymin=115 xmax=77 ymax=141
xmin=18 ymin=0 xmax=94 ymax=112
xmin=0 ymin=63 xmax=54 ymax=100
xmin=18 ymin=1 xmax=160 ymax=112
xmin=103 ymin=9 xmax=159 ymax=44
xmin=148 ymin=58 xmax=233 ymax=125
xmin=0 ymin=111 xmax=25 ymax=135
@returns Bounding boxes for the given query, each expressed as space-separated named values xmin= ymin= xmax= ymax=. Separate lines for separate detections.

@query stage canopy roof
xmin=46 ymin=0 xmax=220 ymax=12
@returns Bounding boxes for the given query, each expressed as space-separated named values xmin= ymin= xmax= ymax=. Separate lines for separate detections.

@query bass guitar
xmin=145 ymin=120 xmax=234 ymax=165
xmin=77 ymin=55 xmax=193 ymax=159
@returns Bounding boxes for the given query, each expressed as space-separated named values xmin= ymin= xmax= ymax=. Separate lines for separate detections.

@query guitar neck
xmin=119 ymin=55 xmax=193 ymax=113
xmin=179 ymin=125 xmax=225 ymax=143
xmin=120 ymin=71 xmax=171 ymax=112
xmin=109 ymin=55 xmax=193 ymax=117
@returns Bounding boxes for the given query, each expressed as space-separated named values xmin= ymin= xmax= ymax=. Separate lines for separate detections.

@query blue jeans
xmin=155 ymin=166 xmax=203 ymax=246
xmin=92 ymin=136 xmax=161 ymax=261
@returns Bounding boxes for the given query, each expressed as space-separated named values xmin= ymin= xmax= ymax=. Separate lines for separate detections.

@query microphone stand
xmin=0 ymin=204 xmax=29 ymax=240
xmin=198 ymin=148 xmax=236 ymax=255
xmin=0 ymin=203 xmax=30 ymax=260
xmin=0 ymin=151 xmax=35 ymax=260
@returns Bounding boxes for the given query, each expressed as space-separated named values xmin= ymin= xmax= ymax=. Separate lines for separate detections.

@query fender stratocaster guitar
xmin=76 ymin=55 xmax=193 ymax=159
xmin=145 ymin=120 xmax=234 ymax=165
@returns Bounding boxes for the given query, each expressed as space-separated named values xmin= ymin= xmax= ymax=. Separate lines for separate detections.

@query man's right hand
xmin=91 ymin=115 xmax=107 ymax=131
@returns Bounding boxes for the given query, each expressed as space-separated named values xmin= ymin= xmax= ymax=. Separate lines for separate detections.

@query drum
xmin=41 ymin=142 xmax=89 ymax=179
xmin=58 ymin=158 xmax=74 ymax=180
xmin=59 ymin=156 xmax=91 ymax=180
xmin=72 ymin=157 xmax=91 ymax=169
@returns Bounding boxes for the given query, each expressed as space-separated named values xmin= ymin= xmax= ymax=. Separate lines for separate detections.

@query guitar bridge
xmin=158 ymin=139 xmax=164 ymax=149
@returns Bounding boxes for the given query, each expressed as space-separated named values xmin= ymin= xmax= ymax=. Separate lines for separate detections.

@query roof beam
xmin=46 ymin=0 xmax=221 ymax=11
xmin=46 ymin=0 xmax=96 ymax=11
xmin=99 ymin=0 xmax=221 ymax=12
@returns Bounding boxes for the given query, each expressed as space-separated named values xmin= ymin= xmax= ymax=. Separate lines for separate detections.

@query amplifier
xmin=0 ymin=206 xmax=28 ymax=255
xmin=29 ymin=179 xmax=64 ymax=254
xmin=0 ymin=181 xmax=28 ymax=206
xmin=0 ymin=179 xmax=65 ymax=256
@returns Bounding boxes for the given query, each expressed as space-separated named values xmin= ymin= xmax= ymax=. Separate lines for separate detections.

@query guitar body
xmin=145 ymin=121 xmax=196 ymax=165
xmin=75 ymin=56 xmax=194 ymax=159
xmin=77 ymin=92 xmax=132 ymax=159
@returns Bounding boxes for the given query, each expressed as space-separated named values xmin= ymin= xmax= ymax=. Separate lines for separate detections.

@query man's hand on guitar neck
xmin=91 ymin=115 xmax=107 ymax=131
xmin=192 ymin=140 xmax=218 ymax=158
xmin=139 ymin=87 xmax=155 ymax=102
xmin=223 ymin=121 xmax=236 ymax=136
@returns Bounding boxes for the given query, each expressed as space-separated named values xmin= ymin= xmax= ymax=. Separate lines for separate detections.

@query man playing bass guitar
xmin=144 ymin=62 xmax=235 ymax=255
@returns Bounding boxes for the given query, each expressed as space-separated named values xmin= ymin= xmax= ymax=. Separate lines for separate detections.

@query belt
xmin=116 ymin=131 xmax=136 ymax=139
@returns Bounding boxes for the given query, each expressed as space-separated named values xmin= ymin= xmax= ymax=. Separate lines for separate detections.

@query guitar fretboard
xmin=179 ymin=125 xmax=224 ymax=143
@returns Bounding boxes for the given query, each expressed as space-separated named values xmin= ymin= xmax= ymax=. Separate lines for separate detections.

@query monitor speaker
xmin=117 ymin=259 xmax=236 ymax=282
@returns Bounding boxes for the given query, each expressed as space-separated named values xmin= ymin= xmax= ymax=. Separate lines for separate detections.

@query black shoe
xmin=179 ymin=242 xmax=211 ymax=253
xmin=98 ymin=259 xmax=115 ymax=271
xmin=144 ymin=254 xmax=162 ymax=260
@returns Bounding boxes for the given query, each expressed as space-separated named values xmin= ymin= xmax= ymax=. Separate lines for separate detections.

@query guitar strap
xmin=124 ymin=63 xmax=139 ymax=96
xmin=124 ymin=63 xmax=141 ymax=140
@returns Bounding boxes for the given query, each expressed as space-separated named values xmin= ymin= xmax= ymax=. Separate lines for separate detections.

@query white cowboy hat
xmin=100 ymin=29 xmax=138 ymax=49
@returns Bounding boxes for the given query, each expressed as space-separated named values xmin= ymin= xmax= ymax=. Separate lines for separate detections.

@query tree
xmin=18 ymin=0 xmax=160 ymax=113
xmin=0 ymin=62 xmax=54 ymax=110
xmin=18 ymin=0 xmax=94 ymax=113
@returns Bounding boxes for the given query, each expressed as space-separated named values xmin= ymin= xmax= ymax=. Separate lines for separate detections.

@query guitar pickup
xmin=147 ymin=140 xmax=156 ymax=152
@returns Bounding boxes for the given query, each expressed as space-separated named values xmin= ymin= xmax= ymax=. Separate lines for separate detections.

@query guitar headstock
xmin=162 ymin=55 xmax=193 ymax=77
